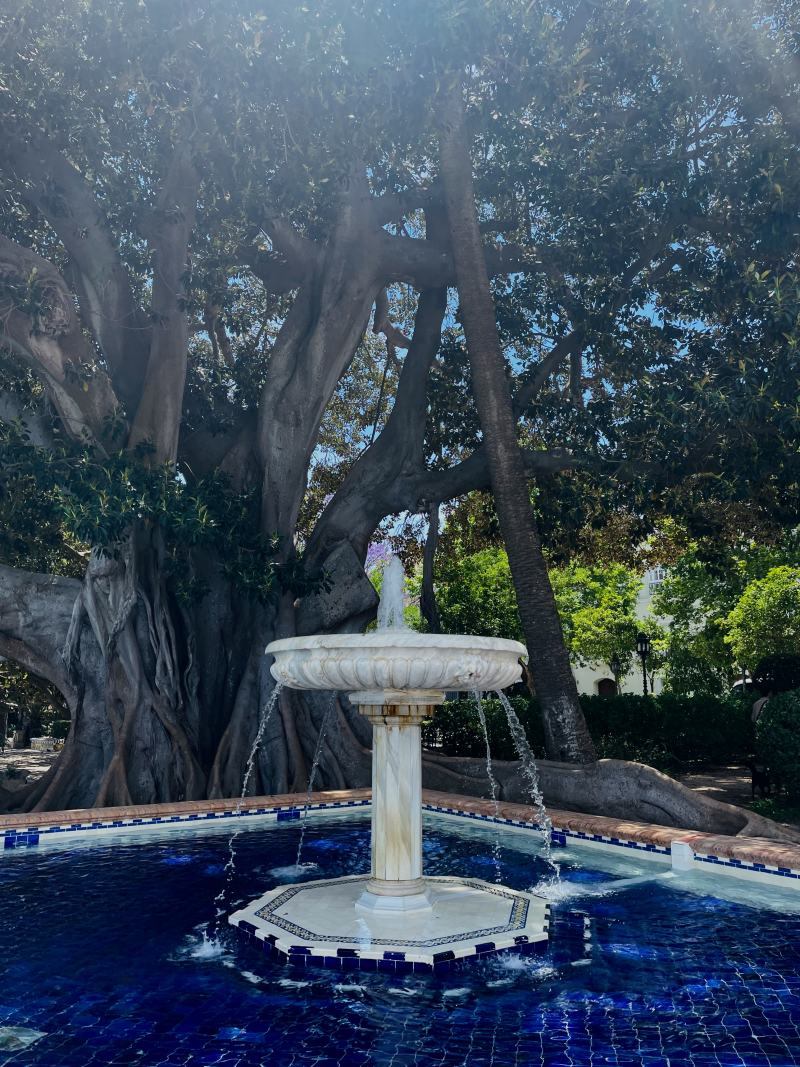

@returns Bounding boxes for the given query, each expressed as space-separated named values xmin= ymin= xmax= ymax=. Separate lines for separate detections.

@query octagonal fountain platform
xmin=229 ymin=559 xmax=549 ymax=970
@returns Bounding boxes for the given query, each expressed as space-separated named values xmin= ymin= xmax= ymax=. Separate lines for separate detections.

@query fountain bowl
xmin=266 ymin=632 xmax=526 ymax=699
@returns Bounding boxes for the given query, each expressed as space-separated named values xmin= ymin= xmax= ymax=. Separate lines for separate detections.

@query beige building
xmin=572 ymin=567 xmax=666 ymax=697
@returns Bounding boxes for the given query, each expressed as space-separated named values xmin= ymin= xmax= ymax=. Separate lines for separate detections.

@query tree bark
xmin=437 ymin=83 xmax=596 ymax=763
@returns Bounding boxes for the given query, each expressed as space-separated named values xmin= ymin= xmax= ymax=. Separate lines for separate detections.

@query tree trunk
xmin=0 ymin=533 xmax=377 ymax=813
xmin=421 ymin=502 xmax=441 ymax=633
xmin=437 ymin=84 xmax=596 ymax=763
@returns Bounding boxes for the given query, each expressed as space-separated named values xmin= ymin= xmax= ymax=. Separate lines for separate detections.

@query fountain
xmin=229 ymin=556 xmax=549 ymax=970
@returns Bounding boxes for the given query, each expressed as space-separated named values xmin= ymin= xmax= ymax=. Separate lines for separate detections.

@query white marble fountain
xmin=229 ymin=557 xmax=549 ymax=970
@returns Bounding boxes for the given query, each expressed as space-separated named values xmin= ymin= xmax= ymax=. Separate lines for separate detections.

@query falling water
xmin=495 ymin=689 xmax=559 ymax=880
xmin=293 ymin=696 xmax=337 ymax=872
xmin=213 ymin=682 xmax=283 ymax=922
xmin=377 ymin=555 xmax=408 ymax=630
xmin=471 ymin=691 xmax=504 ymax=885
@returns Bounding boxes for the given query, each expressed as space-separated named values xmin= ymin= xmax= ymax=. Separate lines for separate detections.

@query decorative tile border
xmin=233 ymin=915 xmax=549 ymax=973
xmin=2 ymin=786 xmax=800 ymax=889
xmin=0 ymin=791 xmax=370 ymax=849
xmin=251 ymin=875 xmax=531 ymax=947
xmin=421 ymin=791 xmax=800 ymax=888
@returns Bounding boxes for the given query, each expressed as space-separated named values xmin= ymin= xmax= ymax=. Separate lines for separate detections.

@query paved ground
xmin=0 ymin=748 xmax=59 ymax=793
xmin=676 ymin=764 xmax=756 ymax=808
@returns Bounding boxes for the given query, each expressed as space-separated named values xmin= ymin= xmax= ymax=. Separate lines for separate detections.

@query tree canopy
xmin=1 ymin=0 xmax=800 ymax=809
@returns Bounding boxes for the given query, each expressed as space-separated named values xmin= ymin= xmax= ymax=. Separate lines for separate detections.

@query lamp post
xmin=636 ymin=632 xmax=651 ymax=696
xmin=609 ymin=654 xmax=623 ymax=695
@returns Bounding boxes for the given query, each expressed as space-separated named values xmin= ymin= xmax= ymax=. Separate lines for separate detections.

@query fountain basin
xmin=267 ymin=633 xmax=526 ymax=698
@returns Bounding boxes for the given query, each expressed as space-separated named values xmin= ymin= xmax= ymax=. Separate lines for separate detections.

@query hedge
xmin=423 ymin=692 xmax=753 ymax=770
xmin=755 ymin=688 xmax=800 ymax=799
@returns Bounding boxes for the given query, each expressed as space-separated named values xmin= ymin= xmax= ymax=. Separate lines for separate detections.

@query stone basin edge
xmin=1 ymin=787 xmax=799 ymax=875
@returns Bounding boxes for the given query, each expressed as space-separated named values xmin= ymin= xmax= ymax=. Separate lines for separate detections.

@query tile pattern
xmin=250 ymin=875 xmax=531 ymax=947
xmin=3 ymin=785 xmax=800 ymax=889
xmin=2 ymin=814 xmax=800 ymax=1065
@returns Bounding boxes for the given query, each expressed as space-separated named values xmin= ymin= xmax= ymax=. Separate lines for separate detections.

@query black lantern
xmin=636 ymin=632 xmax=651 ymax=695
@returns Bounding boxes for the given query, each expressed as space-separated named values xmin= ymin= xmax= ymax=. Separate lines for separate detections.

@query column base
xmin=230 ymin=874 xmax=549 ymax=971
xmin=356 ymin=878 xmax=433 ymax=913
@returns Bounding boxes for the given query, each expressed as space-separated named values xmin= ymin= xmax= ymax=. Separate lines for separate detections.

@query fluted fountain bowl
xmin=266 ymin=632 xmax=526 ymax=699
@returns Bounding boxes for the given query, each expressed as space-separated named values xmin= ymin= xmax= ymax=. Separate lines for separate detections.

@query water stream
xmin=495 ymin=689 xmax=559 ymax=881
xmin=471 ymin=691 xmax=504 ymax=884
xmin=292 ymin=696 xmax=337 ymax=872
xmin=213 ymin=682 xmax=283 ymax=922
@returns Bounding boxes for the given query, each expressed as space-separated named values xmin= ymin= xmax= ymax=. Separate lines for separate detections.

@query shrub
xmin=50 ymin=720 xmax=71 ymax=741
xmin=581 ymin=693 xmax=753 ymax=765
xmin=425 ymin=692 xmax=752 ymax=767
xmin=422 ymin=697 xmax=546 ymax=760
xmin=755 ymin=688 xmax=800 ymax=799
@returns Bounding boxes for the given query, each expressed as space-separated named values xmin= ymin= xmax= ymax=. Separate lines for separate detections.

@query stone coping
xmin=2 ymin=786 xmax=799 ymax=873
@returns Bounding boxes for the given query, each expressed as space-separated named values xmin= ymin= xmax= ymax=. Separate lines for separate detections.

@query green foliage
xmin=427 ymin=692 xmax=752 ymax=769
xmin=435 ymin=548 xmax=523 ymax=642
xmin=725 ymin=567 xmax=800 ymax=667
xmin=0 ymin=661 xmax=67 ymax=739
xmin=0 ymin=413 xmax=308 ymax=603
xmin=580 ymin=694 xmax=753 ymax=767
xmin=750 ymin=797 xmax=800 ymax=826
xmin=653 ymin=535 xmax=800 ymax=695
xmin=756 ymin=690 xmax=800 ymax=799
xmin=752 ymin=654 xmax=800 ymax=696
xmin=422 ymin=697 xmax=545 ymax=761
xmin=435 ymin=545 xmax=660 ymax=677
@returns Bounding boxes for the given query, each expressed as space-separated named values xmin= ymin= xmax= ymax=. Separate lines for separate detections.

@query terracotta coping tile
xmin=2 ymin=786 xmax=800 ymax=874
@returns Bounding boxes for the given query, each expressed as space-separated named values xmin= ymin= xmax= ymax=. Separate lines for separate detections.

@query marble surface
xmin=369 ymin=722 xmax=423 ymax=889
xmin=266 ymin=632 xmax=525 ymax=695
xmin=230 ymin=874 xmax=548 ymax=965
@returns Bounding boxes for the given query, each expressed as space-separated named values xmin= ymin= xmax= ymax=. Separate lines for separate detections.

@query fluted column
xmin=353 ymin=691 xmax=443 ymax=912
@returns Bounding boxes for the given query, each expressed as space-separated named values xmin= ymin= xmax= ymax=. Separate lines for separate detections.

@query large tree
xmin=1 ymin=0 xmax=799 ymax=834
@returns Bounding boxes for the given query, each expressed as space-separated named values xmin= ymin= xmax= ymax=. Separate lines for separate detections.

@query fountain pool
xmin=3 ymin=809 xmax=800 ymax=1066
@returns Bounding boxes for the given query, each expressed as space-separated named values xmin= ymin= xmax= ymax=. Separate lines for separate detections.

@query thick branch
xmin=414 ymin=446 xmax=589 ymax=504
xmin=128 ymin=141 xmax=199 ymax=463
xmin=306 ymin=287 xmax=447 ymax=567
xmin=372 ymin=288 xmax=413 ymax=349
xmin=0 ymin=235 xmax=119 ymax=442
xmin=2 ymin=130 xmax=150 ymax=407
xmin=375 ymin=231 xmax=555 ymax=288
xmin=0 ymin=562 xmax=80 ymax=694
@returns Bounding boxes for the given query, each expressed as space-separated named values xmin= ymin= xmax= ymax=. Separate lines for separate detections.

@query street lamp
xmin=609 ymin=654 xmax=623 ymax=694
xmin=636 ymin=632 xmax=651 ymax=696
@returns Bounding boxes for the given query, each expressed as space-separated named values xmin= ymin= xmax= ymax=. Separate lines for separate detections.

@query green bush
xmin=422 ymin=697 xmax=545 ymax=760
xmin=425 ymin=692 xmax=752 ymax=767
xmin=581 ymin=694 xmax=753 ymax=765
xmin=755 ymin=688 xmax=800 ymax=799
xmin=50 ymin=720 xmax=71 ymax=741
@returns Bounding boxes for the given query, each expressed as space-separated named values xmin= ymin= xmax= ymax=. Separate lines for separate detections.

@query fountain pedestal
xmin=353 ymin=691 xmax=442 ymax=912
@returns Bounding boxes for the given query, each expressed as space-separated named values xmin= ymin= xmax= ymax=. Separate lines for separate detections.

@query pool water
xmin=2 ymin=813 xmax=800 ymax=1066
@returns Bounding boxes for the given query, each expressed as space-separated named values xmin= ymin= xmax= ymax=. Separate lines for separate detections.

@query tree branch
xmin=412 ymin=446 xmax=589 ymax=504
xmin=0 ymin=562 xmax=81 ymax=695
xmin=2 ymin=129 xmax=150 ymax=408
xmin=375 ymin=231 xmax=555 ymax=288
xmin=305 ymin=287 xmax=447 ymax=567
xmin=0 ymin=235 xmax=119 ymax=443
xmin=128 ymin=140 xmax=199 ymax=463
xmin=372 ymin=288 xmax=413 ymax=349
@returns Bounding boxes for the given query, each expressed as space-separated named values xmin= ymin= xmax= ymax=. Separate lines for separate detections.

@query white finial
xmin=377 ymin=555 xmax=408 ymax=630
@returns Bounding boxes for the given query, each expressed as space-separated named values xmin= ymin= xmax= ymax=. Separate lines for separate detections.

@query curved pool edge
xmin=2 ymin=788 xmax=799 ymax=888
